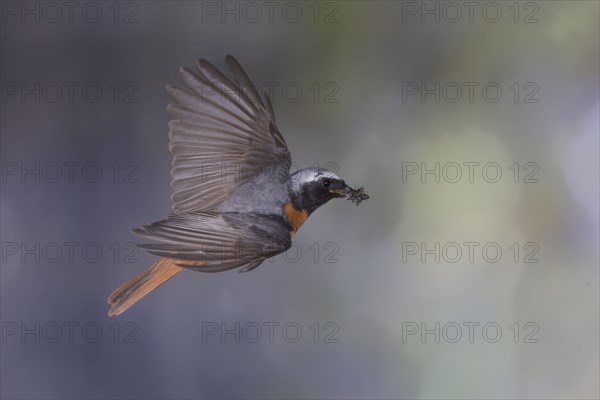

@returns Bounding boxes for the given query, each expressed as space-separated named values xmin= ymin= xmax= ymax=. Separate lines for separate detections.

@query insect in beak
xmin=337 ymin=185 xmax=369 ymax=205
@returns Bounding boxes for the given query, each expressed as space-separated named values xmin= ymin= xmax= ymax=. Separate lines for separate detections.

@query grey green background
xmin=1 ymin=1 xmax=598 ymax=399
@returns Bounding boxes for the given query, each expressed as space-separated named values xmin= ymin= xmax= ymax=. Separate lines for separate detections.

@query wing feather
xmin=133 ymin=213 xmax=291 ymax=271
xmin=167 ymin=56 xmax=291 ymax=213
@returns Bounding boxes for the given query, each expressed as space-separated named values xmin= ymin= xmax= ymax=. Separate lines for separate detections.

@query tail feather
xmin=107 ymin=258 xmax=184 ymax=317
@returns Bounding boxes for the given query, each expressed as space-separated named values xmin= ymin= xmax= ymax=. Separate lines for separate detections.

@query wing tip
xmin=224 ymin=54 xmax=237 ymax=64
xmin=165 ymin=84 xmax=178 ymax=97
xmin=196 ymin=58 xmax=213 ymax=72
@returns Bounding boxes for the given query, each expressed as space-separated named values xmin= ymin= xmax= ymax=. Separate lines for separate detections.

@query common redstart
xmin=108 ymin=56 xmax=368 ymax=316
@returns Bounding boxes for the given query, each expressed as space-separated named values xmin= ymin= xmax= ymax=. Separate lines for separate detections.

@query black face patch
xmin=291 ymin=178 xmax=346 ymax=214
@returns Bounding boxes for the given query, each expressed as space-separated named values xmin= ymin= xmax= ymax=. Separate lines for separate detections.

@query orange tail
xmin=107 ymin=258 xmax=184 ymax=317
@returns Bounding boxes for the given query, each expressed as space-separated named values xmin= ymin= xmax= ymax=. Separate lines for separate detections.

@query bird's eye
xmin=322 ymin=179 xmax=331 ymax=188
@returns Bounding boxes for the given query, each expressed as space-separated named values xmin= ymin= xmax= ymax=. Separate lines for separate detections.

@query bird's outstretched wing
xmin=133 ymin=212 xmax=292 ymax=272
xmin=167 ymin=55 xmax=291 ymax=213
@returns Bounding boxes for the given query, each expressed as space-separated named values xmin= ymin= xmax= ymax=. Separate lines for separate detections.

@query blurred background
xmin=1 ymin=1 xmax=598 ymax=399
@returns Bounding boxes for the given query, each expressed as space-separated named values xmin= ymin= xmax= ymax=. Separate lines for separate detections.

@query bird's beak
xmin=329 ymin=187 xmax=348 ymax=197
xmin=330 ymin=184 xmax=370 ymax=205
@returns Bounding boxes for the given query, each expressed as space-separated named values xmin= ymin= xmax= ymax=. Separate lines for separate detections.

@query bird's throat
xmin=284 ymin=203 xmax=308 ymax=236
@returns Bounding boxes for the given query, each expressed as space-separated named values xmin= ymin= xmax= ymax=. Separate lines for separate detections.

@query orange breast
xmin=284 ymin=203 xmax=308 ymax=235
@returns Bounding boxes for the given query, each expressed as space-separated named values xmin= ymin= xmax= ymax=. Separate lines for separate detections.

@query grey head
xmin=289 ymin=167 xmax=368 ymax=214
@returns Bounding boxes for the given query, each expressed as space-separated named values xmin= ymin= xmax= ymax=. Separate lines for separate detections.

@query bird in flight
xmin=108 ymin=55 xmax=368 ymax=316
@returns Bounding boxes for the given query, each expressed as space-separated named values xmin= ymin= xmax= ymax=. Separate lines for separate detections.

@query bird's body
xmin=217 ymin=167 xmax=291 ymax=215
xmin=108 ymin=56 xmax=368 ymax=316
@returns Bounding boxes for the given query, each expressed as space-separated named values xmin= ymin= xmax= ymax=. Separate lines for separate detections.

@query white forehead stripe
xmin=292 ymin=169 xmax=340 ymax=191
